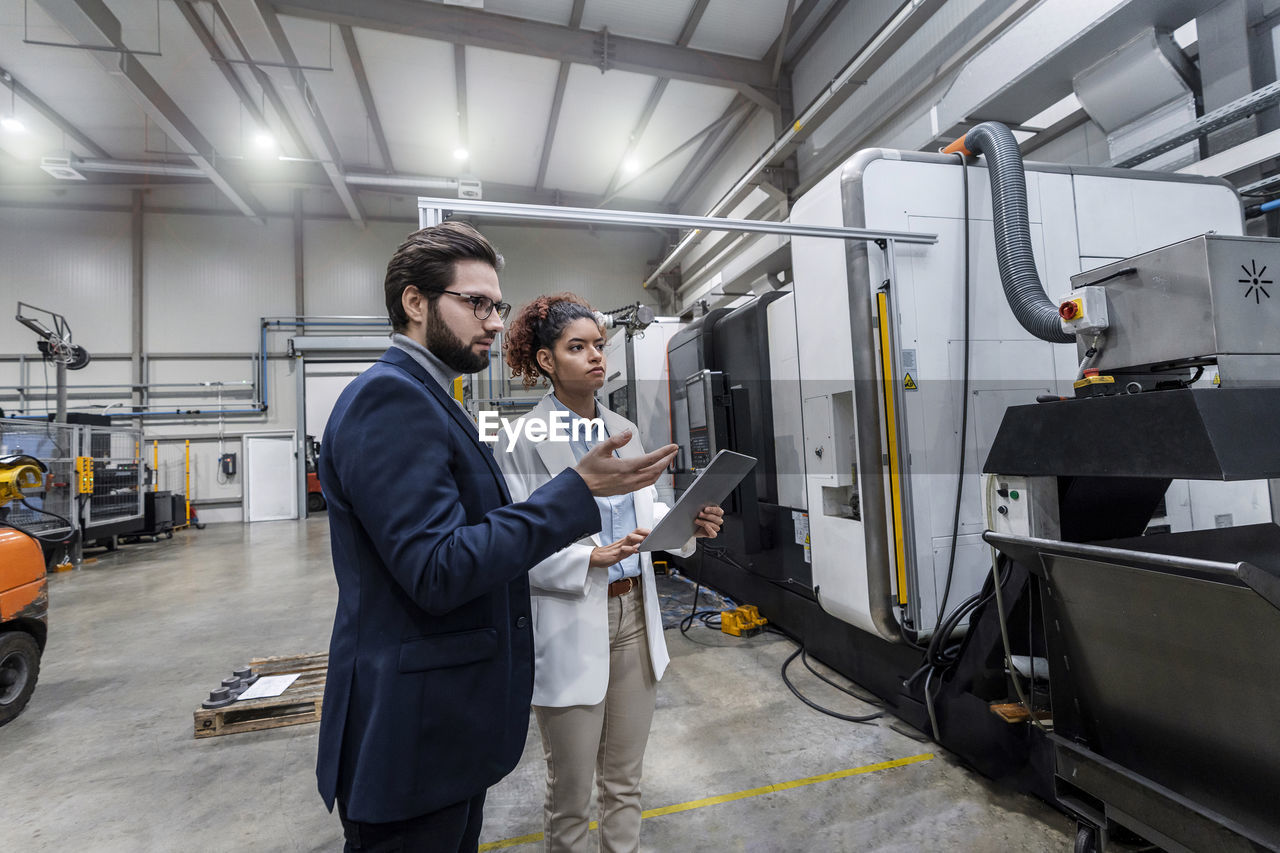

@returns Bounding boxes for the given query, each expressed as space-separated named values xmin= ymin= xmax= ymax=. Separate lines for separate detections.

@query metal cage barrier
xmin=0 ymin=418 xmax=78 ymax=539
xmin=77 ymin=424 xmax=145 ymax=533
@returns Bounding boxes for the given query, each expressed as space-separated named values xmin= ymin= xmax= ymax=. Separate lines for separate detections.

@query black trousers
xmin=338 ymin=792 xmax=486 ymax=853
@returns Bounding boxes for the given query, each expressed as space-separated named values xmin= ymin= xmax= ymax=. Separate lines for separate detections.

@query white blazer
xmin=494 ymin=393 xmax=691 ymax=708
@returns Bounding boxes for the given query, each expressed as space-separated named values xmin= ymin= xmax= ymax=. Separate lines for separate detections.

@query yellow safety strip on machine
xmin=876 ymin=291 xmax=909 ymax=606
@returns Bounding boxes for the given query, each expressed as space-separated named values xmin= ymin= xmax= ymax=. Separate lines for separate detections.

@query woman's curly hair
xmin=504 ymin=292 xmax=601 ymax=388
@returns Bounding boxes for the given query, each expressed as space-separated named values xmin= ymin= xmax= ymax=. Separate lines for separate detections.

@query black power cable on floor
xmin=676 ymin=581 xmax=724 ymax=636
xmin=779 ymin=644 xmax=883 ymax=725
xmin=675 ymin=574 xmax=883 ymax=723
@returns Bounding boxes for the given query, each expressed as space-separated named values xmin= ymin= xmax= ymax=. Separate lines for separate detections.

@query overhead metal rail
xmin=1105 ymin=79 xmax=1280 ymax=169
xmin=418 ymin=197 xmax=938 ymax=246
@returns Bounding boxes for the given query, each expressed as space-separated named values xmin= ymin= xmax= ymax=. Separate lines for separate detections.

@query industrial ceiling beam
xmin=534 ymin=0 xmax=585 ymax=192
xmin=759 ymin=0 xmax=823 ymax=74
xmin=174 ymin=2 xmax=270 ymax=135
xmin=274 ymin=0 xmax=778 ymax=107
xmin=35 ymin=0 xmax=268 ymax=221
xmin=644 ymin=0 xmax=948 ymax=287
xmin=339 ymin=25 xmax=393 ymax=172
xmin=0 ymin=65 xmax=108 ymax=158
xmin=206 ymin=0 xmax=314 ymax=160
xmin=602 ymin=96 xmax=752 ymax=208
xmin=664 ymin=95 xmax=757 ymax=208
xmin=770 ymin=0 xmax=797 ymax=86
xmin=250 ymin=0 xmax=365 ymax=224
xmin=7 ymin=151 xmax=673 ymax=213
xmin=600 ymin=0 xmax=710 ymax=203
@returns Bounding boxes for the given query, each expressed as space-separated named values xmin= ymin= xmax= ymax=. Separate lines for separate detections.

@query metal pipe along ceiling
xmin=70 ymin=159 xmax=460 ymax=191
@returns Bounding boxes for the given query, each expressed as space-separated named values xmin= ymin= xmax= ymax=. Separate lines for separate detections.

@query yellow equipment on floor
xmin=721 ymin=605 xmax=768 ymax=637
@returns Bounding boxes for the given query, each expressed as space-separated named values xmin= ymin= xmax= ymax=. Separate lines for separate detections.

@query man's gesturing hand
xmin=574 ymin=431 xmax=678 ymax=497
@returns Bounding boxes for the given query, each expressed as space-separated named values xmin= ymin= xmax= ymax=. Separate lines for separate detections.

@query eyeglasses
xmin=434 ymin=289 xmax=512 ymax=321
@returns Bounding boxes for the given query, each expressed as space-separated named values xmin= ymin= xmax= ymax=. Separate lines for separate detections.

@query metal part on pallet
xmin=201 ymin=687 xmax=236 ymax=709
xmin=234 ymin=666 xmax=258 ymax=686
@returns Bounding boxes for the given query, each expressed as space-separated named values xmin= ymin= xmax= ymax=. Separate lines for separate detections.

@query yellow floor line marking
xmin=479 ymin=752 xmax=934 ymax=850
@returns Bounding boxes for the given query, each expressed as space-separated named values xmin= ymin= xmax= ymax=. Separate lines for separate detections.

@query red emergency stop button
xmin=1059 ymin=300 xmax=1080 ymax=320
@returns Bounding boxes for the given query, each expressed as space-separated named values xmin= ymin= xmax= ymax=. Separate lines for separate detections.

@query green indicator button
xmin=1010 ymin=490 xmax=1020 ymax=500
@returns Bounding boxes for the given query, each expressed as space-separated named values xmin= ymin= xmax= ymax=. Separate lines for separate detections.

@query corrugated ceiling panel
xmin=483 ymin=0 xmax=575 ymax=25
xmin=607 ymin=147 xmax=695 ymax=202
xmin=632 ymin=79 xmax=735 ymax=170
xmin=465 ymin=47 xmax=559 ymax=188
xmin=144 ymin=213 xmax=294 ymax=352
xmin=0 ymin=0 xmax=160 ymax=158
xmin=278 ymin=15 xmax=375 ymax=169
xmin=688 ymin=0 xmax=788 ymax=60
xmin=542 ymin=65 xmax=657 ymax=195
xmin=580 ymin=0 xmax=694 ymax=44
xmin=622 ymin=79 xmax=736 ymax=200
xmin=109 ymin=1 xmax=246 ymax=160
xmin=792 ymin=0 xmax=900 ymax=107
xmin=353 ymin=29 xmax=458 ymax=177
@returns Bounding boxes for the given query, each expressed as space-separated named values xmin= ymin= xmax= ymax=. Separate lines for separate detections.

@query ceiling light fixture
xmin=253 ymin=131 xmax=276 ymax=150
xmin=2 ymin=81 xmax=22 ymax=133
xmin=623 ymin=158 xmax=641 ymax=175
xmin=453 ymin=147 xmax=469 ymax=161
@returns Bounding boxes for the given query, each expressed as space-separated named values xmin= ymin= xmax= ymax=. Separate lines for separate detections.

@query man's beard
xmin=426 ymin=302 xmax=491 ymax=374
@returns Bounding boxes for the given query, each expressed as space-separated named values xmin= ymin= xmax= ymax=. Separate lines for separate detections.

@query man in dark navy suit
xmin=317 ymin=222 xmax=676 ymax=852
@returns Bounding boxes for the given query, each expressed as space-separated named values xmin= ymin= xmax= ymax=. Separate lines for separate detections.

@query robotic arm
xmin=15 ymin=303 xmax=90 ymax=370
xmin=0 ymin=455 xmax=47 ymax=509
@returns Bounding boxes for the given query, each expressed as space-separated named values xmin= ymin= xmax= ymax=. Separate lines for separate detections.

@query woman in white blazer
xmin=495 ymin=293 xmax=722 ymax=853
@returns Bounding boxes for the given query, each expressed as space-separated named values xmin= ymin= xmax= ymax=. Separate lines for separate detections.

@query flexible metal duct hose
xmin=954 ymin=122 xmax=1075 ymax=343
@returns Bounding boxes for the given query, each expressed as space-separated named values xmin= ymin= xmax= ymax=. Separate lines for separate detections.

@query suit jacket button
xmin=516 ymin=616 xmax=529 ymax=629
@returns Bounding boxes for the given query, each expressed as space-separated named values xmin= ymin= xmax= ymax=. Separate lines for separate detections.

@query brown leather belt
xmin=607 ymin=577 xmax=638 ymax=597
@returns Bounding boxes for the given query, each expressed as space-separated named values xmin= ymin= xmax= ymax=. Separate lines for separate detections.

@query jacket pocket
xmin=397 ymin=628 xmax=499 ymax=673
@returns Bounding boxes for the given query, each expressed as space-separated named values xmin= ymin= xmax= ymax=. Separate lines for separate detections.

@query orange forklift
xmin=0 ymin=455 xmax=51 ymax=726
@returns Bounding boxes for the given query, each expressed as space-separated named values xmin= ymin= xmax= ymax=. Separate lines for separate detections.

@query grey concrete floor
xmin=0 ymin=518 xmax=1073 ymax=852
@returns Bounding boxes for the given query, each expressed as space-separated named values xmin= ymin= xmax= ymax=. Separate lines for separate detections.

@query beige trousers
xmin=534 ymin=584 xmax=658 ymax=853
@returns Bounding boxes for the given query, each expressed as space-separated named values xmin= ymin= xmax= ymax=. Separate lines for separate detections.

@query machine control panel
xmin=983 ymin=474 xmax=1060 ymax=539
xmin=75 ymin=456 xmax=95 ymax=495
xmin=1058 ymin=285 xmax=1109 ymax=336
xmin=684 ymin=370 xmax=721 ymax=470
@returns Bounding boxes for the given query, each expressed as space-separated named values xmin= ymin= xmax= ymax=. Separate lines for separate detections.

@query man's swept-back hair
xmin=384 ymin=221 xmax=504 ymax=332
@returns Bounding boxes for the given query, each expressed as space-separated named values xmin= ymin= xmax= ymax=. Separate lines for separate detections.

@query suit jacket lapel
xmin=531 ymin=394 xmax=579 ymax=479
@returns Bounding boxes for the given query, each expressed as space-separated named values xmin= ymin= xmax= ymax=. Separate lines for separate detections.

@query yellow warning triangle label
xmin=903 ymin=373 xmax=918 ymax=391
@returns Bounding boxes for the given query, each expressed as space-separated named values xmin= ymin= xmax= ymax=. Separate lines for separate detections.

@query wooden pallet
xmin=193 ymin=652 xmax=329 ymax=739
xmin=989 ymin=701 xmax=1052 ymax=724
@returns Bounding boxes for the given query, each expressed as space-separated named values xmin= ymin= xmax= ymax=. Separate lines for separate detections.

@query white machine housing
xmin=789 ymin=149 xmax=1273 ymax=641
xmin=603 ymin=321 xmax=682 ymax=504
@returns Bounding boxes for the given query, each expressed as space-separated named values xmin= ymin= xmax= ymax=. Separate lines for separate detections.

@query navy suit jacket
xmin=316 ymin=347 xmax=601 ymax=823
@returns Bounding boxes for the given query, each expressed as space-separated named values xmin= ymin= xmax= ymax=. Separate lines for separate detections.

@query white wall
xmin=0 ymin=205 xmax=657 ymax=521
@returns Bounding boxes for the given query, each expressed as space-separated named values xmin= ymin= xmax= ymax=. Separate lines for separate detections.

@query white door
xmin=244 ymin=432 xmax=298 ymax=522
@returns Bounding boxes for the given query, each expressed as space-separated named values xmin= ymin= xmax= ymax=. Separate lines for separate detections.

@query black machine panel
xmin=665 ymin=294 xmax=810 ymax=591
